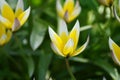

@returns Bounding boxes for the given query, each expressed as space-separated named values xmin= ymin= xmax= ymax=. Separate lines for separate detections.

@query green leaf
xmin=25 ymin=56 xmax=35 ymax=78
xmin=35 ymin=51 xmax=53 ymax=80
xmin=92 ymin=59 xmax=120 ymax=80
xmin=70 ymin=57 xmax=89 ymax=63
xmin=70 ymin=57 xmax=120 ymax=80
xmin=30 ymin=19 xmax=47 ymax=51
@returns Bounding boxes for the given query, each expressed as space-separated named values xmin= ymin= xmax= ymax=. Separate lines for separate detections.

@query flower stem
xmin=65 ymin=58 xmax=76 ymax=80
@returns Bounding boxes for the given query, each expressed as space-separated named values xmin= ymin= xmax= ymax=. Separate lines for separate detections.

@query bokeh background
xmin=0 ymin=0 xmax=120 ymax=80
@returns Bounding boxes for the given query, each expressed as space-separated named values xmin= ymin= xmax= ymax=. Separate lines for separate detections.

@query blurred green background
xmin=1 ymin=0 xmax=120 ymax=80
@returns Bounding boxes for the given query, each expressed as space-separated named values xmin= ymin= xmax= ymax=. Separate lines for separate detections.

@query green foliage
xmin=1 ymin=0 xmax=120 ymax=80
xmin=30 ymin=18 xmax=48 ymax=51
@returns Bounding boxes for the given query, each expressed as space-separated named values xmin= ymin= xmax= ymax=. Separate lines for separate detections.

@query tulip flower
xmin=0 ymin=23 xmax=12 ymax=45
xmin=0 ymin=0 xmax=30 ymax=31
xmin=109 ymin=37 xmax=120 ymax=66
xmin=56 ymin=0 xmax=81 ymax=23
xmin=48 ymin=19 xmax=89 ymax=57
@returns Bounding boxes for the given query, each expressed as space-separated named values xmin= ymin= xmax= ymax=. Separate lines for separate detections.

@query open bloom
xmin=48 ymin=19 xmax=89 ymax=57
xmin=0 ymin=0 xmax=30 ymax=31
xmin=56 ymin=0 xmax=81 ymax=23
xmin=109 ymin=37 xmax=120 ymax=66
xmin=0 ymin=23 xmax=12 ymax=45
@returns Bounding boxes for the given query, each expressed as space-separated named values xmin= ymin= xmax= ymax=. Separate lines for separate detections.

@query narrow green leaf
xmin=35 ymin=51 xmax=52 ymax=80
xmin=30 ymin=19 xmax=47 ymax=51
xmin=25 ymin=56 xmax=35 ymax=78
xmin=70 ymin=57 xmax=89 ymax=63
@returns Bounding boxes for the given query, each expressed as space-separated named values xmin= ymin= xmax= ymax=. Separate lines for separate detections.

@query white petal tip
xmin=24 ymin=6 xmax=31 ymax=15
xmin=48 ymin=26 xmax=52 ymax=32
xmin=72 ymin=20 xmax=80 ymax=34
xmin=48 ymin=26 xmax=56 ymax=39
xmin=109 ymin=37 xmax=114 ymax=50
xmin=27 ymin=6 xmax=31 ymax=12
xmin=76 ymin=20 xmax=79 ymax=23
xmin=85 ymin=36 xmax=89 ymax=47
xmin=16 ymin=0 xmax=24 ymax=11
xmin=81 ymin=36 xmax=89 ymax=51
xmin=58 ymin=18 xmax=68 ymax=35
xmin=71 ymin=36 xmax=89 ymax=57
xmin=75 ymin=20 xmax=80 ymax=29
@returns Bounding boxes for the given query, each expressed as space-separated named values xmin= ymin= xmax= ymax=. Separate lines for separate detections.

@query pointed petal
xmin=0 ymin=25 xmax=5 ymax=37
xmin=6 ymin=30 xmax=12 ymax=43
xmin=109 ymin=37 xmax=113 ymax=49
xmin=109 ymin=37 xmax=120 ymax=65
xmin=12 ymin=18 xmax=21 ymax=31
xmin=56 ymin=0 xmax=64 ymax=18
xmin=48 ymin=27 xmax=63 ymax=52
xmin=74 ymin=1 xmax=81 ymax=15
xmin=0 ymin=23 xmax=11 ymax=45
xmin=0 ymin=25 xmax=7 ymax=45
xmin=51 ymin=43 xmax=65 ymax=57
xmin=0 ymin=0 xmax=15 ymax=22
xmin=15 ymin=0 xmax=24 ymax=17
xmin=69 ymin=20 xmax=80 ymax=50
xmin=63 ymin=0 xmax=74 ymax=13
xmin=18 ymin=6 xmax=31 ymax=26
xmin=58 ymin=18 xmax=68 ymax=35
xmin=69 ymin=1 xmax=81 ymax=22
xmin=71 ymin=36 xmax=89 ymax=57
xmin=0 ymin=34 xmax=7 ymax=46
xmin=63 ymin=39 xmax=74 ymax=57
xmin=0 ymin=15 xmax=11 ymax=28
xmin=58 ymin=18 xmax=68 ymax=45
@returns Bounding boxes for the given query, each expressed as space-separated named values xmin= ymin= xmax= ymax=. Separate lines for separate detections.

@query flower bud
xmin=97 ymin=0 xmax=113 ymax=6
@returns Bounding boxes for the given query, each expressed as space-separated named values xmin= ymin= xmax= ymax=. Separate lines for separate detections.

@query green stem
xmin=65 ymin=58 xmax=76 ymax=80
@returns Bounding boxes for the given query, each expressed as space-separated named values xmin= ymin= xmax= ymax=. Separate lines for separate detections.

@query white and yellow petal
xmin=51 ymin=43 xmax=65 ymax=57
xmin=0 ymin=15 xmax=12 ymax=28
xmin=0 ymin=25 xmax=5 ymax=37
xmin=58 ymin=18 xmax=68 ymax=45
xmin=69 ymin=1 xmax=81 ymax=22
xmin=58 ymin=18 xmax=68 ymax=35
xmin=69 ymin=20 xmax=80 ymax=50
xmin=70 ymin=36 xmax=89 ymax=57
xmin=63 ymin=0 xmax=74 ymax=22
xmin=49 ymin=27 xmax=63 ymax=52
xmin=109 ymin=37 xmax=120 ymax=65
xmin=0 ymin=25 xmax=7 ymax=45
xmin=56 ymin=0 xmax=64 ymax=18
xmin=17 ymin=6 xmax=30 ymax=26
xmin=0 ymin=34 xmax=7 ymax=45
xmin=15 ymin=0 xmax=24 ymax=17
xmin=63 ymin=39 xmax=74 ymax=57
xmin=63 ymin=0 xmax=74 ymax=14
xmin=0 ymin=24 xmax=12 ymax=45
xmin=0 ymin=0 xmax=15 ymax=22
